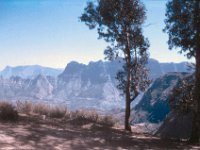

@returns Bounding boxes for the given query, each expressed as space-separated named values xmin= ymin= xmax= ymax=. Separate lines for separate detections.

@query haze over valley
xmin=0 ymin=58 xmax=190 ymax=113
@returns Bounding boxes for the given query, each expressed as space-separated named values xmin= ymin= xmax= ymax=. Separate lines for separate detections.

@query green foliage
xmin=81 ymin=0 xmax=150 ymax=131
xmin=80 ymin=0 xmax=150 ymax=100
xmin=164 ymin=0 xmax=199 ymax=59
xmin=169 ymin=74 xmax=195 ymax=112
xmin=164 ymin=0 xmax=200 ymax=143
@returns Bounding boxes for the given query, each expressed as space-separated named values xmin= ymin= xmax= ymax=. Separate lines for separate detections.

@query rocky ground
xmin=0 ymin=114 xmax=199 ymax=150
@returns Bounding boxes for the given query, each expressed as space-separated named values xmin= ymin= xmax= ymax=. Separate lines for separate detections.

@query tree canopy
xmin=80 ymin=0 xmax=150 ymax=131
xmin=164 ymin=0 xmax=200 ymax=143
xmin=164 ymin=0 xmax=200 ymax=59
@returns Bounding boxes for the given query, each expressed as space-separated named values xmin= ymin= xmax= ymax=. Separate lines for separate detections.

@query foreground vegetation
xmin=0 ymin=100 xmax=116 ymax=127
xmin=0 ymin=100 xmax=199 ymax=149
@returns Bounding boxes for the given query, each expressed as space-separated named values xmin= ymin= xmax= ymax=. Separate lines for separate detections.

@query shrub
xmin=16 ymin=101 xmax=67 ymax=119
xmin=29 ymin=103 xmax=67 ymax=119
xmin=16 ymin=100 xmax=33 ymax=114
xmin=32 ymin=103 xmax=50 ymax=116
xmin=97 ymin=115 xmax=115 ymax=127
xmin=12 ymin=100 xmax=117 ymax=127
xmin=70 ymin=110 xmax=99 ymax=125
xmin=69 ymin=110 xmax=116 ymax=127
xmin=0 ymin=101 xmax=18 ymax=121
xmin=48 ymin=106 xmax=67 ymax=118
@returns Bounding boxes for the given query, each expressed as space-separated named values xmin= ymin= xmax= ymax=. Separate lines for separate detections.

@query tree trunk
xmin=125 ymin=32 xmax=132 ymax=132
xmin=190 ymin=0 xmax=200 ymax=143
xmin=125 ymin=66 xmax=132 ymax=132
xmin=190 ymin=48 xmax=200 ymax=143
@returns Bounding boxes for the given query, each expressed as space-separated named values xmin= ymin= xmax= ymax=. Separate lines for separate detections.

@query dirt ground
xmin=0 ymin=114 xmax=199 ymax=150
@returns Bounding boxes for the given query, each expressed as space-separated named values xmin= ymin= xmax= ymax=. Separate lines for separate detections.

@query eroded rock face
xmin=133 ymin=72 xmax=189 ymax=123
xmin=0 ymin=59 xmax=190 ymax=112
xmin=0 ymin=60 xmax=123 ymax=111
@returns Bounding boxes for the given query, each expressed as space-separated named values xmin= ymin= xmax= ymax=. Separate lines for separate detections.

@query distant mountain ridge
xmin=148 ymin=59 xmax=189 ymax=79
xmin=0 ymin=59 xmax=191 ymax=112
xmin=0 ymin=65 xmax=63 ymax=78
xmin=0 ymin=58 xmax=190 ymax=79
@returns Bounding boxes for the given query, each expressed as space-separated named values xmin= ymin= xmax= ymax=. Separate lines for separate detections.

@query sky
xmin=0 ymin=0 xmax=193 ymax=70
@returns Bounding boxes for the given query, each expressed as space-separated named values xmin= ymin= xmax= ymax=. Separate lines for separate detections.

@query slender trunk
xmin=125 ymin=32 xmax=132 ymax=132
xmin=190 ymin=0 xmax=200 ymax=143
xmin=190 ymin=50 xmax=200 ymax=143
xmin=125 ymin=71 xmax=131 ymax=132
xmin=196 ymin=0 xmax=200 ymax=142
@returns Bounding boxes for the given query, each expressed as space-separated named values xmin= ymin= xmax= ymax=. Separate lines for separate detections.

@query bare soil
xmin=0 ymin=114 xmax=199 ymax=150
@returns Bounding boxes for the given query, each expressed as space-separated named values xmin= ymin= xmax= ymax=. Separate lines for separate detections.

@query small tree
xmin=169 ymin=74 xmax=194 ymax=112
xmin=80 ymin=0 xmax=150 ymax=131
xmin=164 ymin=0 xmax=200 ymax=143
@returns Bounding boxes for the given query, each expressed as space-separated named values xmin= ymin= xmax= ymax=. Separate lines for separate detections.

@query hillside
xmin=156 ymin=74 xmax=195 ymax=139
xmin=133 ymin=72 xmax=189 ymax=123
xmin=0 ymin=113 xmax=198 ymax=150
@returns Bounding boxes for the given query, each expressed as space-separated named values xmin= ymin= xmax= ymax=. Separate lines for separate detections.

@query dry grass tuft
xmin=13 ymin=100 xmax=116 ymax=127
xmin=0 ymin=101 xmax=18 ymax=121
xmin=97 ymin=115 xmax=115 ymax=127
xmin=16 ymin=100 xmax=33 ymax=114
xmin=16 ymin=101 xmax=67 ymax=118
xmin=69 ymin=110 xmax=116 ymax=127
xmin=69 ymin=110 xmax=98 ymax=125
xmin=47 ymin=106 xmax=67 ymax=118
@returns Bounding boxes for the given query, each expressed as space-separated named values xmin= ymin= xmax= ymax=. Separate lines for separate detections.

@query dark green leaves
xmin=80 ymin=0 xmax=150 ymax=97
xmin=164 ymin=0 xmax=198 ymax=59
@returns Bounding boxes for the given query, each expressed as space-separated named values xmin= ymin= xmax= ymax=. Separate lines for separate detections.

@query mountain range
xmin=0 ymin=65 xmax=62 ymax=78
xmin=0 ymin=59 xmax=189 ymax=79
xmin=0 ymin=59 xmax=191 ymax=112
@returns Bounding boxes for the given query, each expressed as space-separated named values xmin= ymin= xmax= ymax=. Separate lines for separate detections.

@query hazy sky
xmin=0 ymin=0 xmax=192 ymax=70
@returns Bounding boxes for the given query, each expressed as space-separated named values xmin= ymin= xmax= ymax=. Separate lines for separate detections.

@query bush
xmin=13 ymin=100 xmax=116 ymax=127
xmin=16 ymin=100 xmax=33 ymax=114
xmin=97 ymin=115 xmax=115 ymax=127
xmin=0 ymin=101 xmax=18 ymax=121
xmin=70 ymin=110 xmax=99 ymax=125
xmin=31 ymin=103 xmax=67 ymax=118
xmin=16 ymin=101 xmax=67 ymax=119
xmin=32 ymin=103 xmax=50 ymax=116
xmin=69 ymin=110 xmax=115 ymax=127
xmin=48 ymin=106 xmax=67 ymax=118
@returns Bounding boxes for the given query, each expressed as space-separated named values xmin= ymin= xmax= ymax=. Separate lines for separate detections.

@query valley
xmin=0 ymin=59 xmax=190 ymax=112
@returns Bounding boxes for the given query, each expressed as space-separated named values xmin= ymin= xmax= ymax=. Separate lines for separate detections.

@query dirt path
xmin=0 ymin=115 xmax=199 ymax=150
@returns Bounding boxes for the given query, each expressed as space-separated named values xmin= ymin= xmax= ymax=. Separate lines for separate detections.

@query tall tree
xmin=80 ymin=0 xmax=150 ymax=131
xmin=164 ymin=0 xmax=200 ymax=143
